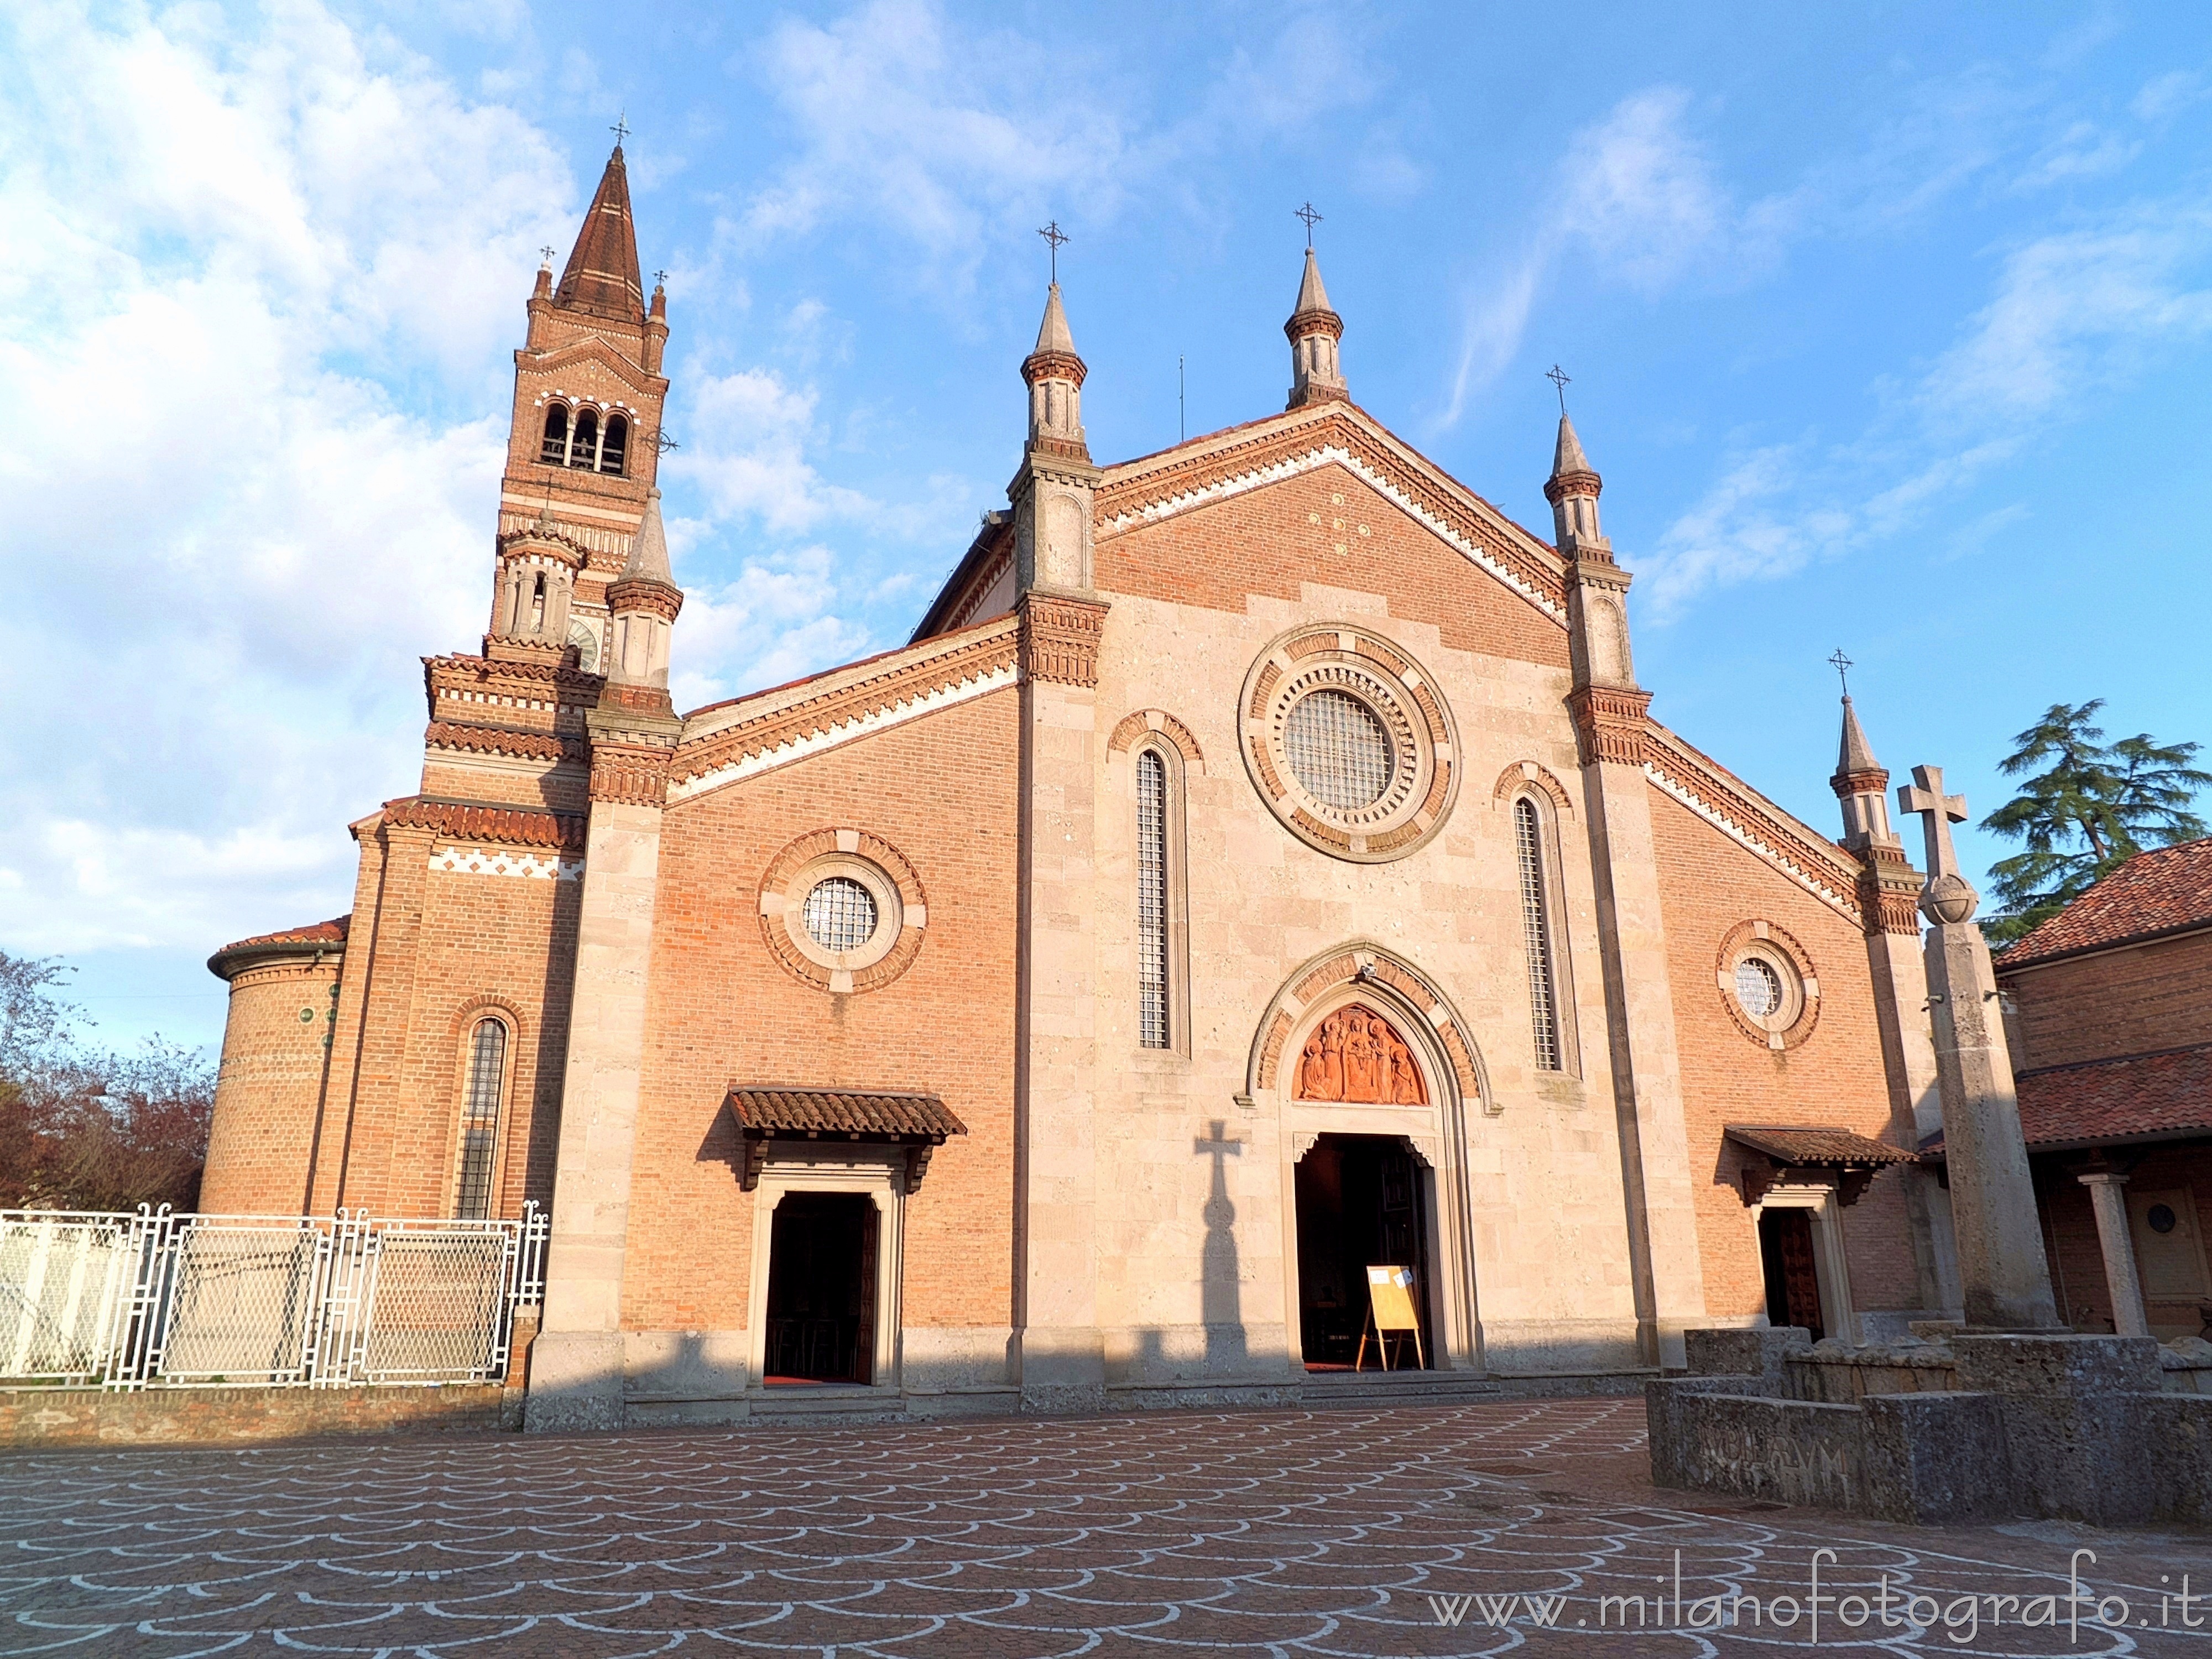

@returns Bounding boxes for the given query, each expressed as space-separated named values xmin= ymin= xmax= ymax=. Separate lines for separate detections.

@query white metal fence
xmin=0 ymin=1204 xmax=546 ymax=1390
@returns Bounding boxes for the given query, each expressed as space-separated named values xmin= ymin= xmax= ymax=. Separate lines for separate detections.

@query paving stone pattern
xmin=4 ymin=1399 xmax=2209 ymax=1656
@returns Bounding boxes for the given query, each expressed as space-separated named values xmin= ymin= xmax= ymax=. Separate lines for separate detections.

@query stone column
xmin=526 ymin=704 xmax=681 ymax=1432
xmin=2078 ymin=1169 xmax=2149 ymax=1337
xmin=1898 ymin=766 xmax=2060 ymax=1332
xmin=1011 ymin=588 xmax=1110 ymax=1413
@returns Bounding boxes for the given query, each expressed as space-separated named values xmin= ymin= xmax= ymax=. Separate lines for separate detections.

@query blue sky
xmin=3 ymin=0 xmax=2209 ymax=1055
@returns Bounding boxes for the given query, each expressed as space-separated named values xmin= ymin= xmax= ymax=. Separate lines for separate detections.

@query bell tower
xmin=492 ymin=140 xmax=671 ymax=674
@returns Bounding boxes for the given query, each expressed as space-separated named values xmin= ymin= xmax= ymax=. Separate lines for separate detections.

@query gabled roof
xmin=556 ymin=146 xmax=645 ymax=321
xmin=1999 ymin=837 xmax=2212 ymax=971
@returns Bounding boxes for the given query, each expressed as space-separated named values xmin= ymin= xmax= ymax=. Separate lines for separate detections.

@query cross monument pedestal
xmin=1895 ymin=765 xmax=2060 ymax=1332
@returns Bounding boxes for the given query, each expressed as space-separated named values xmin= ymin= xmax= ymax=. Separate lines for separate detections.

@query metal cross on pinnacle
xmin=1828 ymin=648 xmax=1853 ymax=696
xmin=539 ymin=244 xmax=557 ymax=269
xmin=1037 ymin=221 xmax=1068 ymax=283
xmin=1295 ymin=202 xmax=1322 ymax=246
xmin=1545 ymin=364 xmax=1571 ymax=415
xmin=611 ymin=112 xmax=630 ymax=148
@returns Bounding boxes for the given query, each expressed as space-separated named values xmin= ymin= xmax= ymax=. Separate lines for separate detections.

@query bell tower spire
xmin=492 ymin=134 xmax=670 ymax=673
xmin=1011 ymin=223 xmax=1099 ymax=596
xmin=1284 ymin=208 xmax=1347 ymax=409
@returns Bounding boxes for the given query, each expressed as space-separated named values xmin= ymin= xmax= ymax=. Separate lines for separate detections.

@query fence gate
xmin=0 ymin=1204 xmax=545 ymax=1390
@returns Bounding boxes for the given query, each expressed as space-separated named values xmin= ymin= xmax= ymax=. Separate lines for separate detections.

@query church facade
xmin=202 ymin=146 xmax=1965 ymax=1427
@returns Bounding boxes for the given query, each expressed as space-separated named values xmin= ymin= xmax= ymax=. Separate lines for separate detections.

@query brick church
xmin=202 ymin=143 xmax=1971 ymax=1427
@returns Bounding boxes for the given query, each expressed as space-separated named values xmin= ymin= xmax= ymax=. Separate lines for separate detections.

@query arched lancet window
xmin=1514 ymin=795 xmax=1562 ymax=1070
xmin=529 ymin=570 xmax=546 ymax=630
xmin=454 ymin=1018 xmax=507 ymax=1219
xmin=540 ymin=403 xmax=569 ymax=465
xmin=598 ymin=414 xmax=628 ymax=476
xmin=1136 ymin=748 xmax=1170 ymax=1050
xmin=570 ymin=408 xmax=600 ymax=471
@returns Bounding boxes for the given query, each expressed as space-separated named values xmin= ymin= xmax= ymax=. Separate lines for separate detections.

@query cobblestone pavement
xmin=4 ymin=1397 xmax=2210 ymax=1657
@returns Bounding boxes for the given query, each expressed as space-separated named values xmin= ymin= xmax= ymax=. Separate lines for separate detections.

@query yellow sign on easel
xmin=1357 ymin=1265 xmax=1426 ymax=1371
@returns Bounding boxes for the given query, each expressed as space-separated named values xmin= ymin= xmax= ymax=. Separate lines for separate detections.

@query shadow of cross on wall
xmin=1197 ymin=1119 xmax=1246 ymax=1371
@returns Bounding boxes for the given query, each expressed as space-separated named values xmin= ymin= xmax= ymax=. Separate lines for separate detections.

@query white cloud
xmin=1443 ymin=88 xmax=1747 ymax=425
xmin=2012 ymin=120 xmax=2139 ymax=191
xmin=0 ymin=3 xmax=576 ymax=956
xmin=1634 ymin=196 xmax=2212 ymax=616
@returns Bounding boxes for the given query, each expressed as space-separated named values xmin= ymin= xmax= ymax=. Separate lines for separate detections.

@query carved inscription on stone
xmin=1293 ymin=1003 xmax=1427 ymax=1105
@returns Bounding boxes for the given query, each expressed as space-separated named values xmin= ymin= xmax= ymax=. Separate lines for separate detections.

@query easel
xmin=1354 ymin=1264 xmax=1425 ymax=1371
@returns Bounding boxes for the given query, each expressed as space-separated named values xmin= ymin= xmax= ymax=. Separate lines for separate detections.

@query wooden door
xmin=1758 ymin=1208 xmax=1825 ymax=1341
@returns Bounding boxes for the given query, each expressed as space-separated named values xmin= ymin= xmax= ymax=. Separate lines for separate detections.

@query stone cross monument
xmin=1898 ymin=765 xmax=2060 ymax=1331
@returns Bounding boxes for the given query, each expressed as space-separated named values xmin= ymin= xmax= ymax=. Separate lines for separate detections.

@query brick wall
xmin=1648 ymin=790 xmax=1925 ymax=1321
xmin=1095 ymin=463 xmax=1570 ymax=671
xmin=303 ymin=815 xmax=578 ymax=1222
xmin=200 ymin=954 xmax=343 ymax=1214
xmin=2003 ymin=930 xmax=2212 ymax=1071
xmin=618 ymin=687 xmax=1021 ymax=1333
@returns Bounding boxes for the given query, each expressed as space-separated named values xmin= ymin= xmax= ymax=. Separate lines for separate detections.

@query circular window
xmin=758 ymin=829 xmax=928 ymax=994
xmin=802 ymin=877 xmax=878 ymax=953
xmin=1239 ymin=625 xmax=1459 ymax=863
xmin=1716 ymin=921 xmax=1820 ymax=1051
xmin=1734 ymin=958 xmax=1783 ymax=1020
xmin=1284 ymin=690 xmax=1392 ymax=808
xmin=2148 ymin=1204 xmax=2178 ymax=1235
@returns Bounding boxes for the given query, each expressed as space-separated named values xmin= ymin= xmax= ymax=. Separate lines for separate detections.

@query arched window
xmin=1514 ymin=795 xmax=1562 ymax=1070
xmin=1136 ymin=748 xmax=1170 ymax=1050
xmin=570 ymin=408 xmax=600 ymax=470
xmin=454 ymin=1018 xmax=507 ymax=1219
xmin=529 ymin=570 xmax=546 ymax=630
xmin=598 ymin=414 xmax=628 ymax=476
xmin=540 ymin=403 xmax=569 ymax=465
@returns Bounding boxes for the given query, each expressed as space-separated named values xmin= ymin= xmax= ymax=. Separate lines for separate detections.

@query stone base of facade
xmin=1649 ymin=1326 xmax=2212 ymax=1524
xmin=0 ymin=1384 xmax=512 ymax=1449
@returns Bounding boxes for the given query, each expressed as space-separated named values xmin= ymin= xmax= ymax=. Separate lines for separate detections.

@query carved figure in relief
xmin=1293 ymin=1003 xmax=1428 ymax=1105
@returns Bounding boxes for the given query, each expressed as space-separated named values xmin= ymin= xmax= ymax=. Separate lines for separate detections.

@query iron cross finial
xmin=539 ymin=244 xmax=557 ymax=268
xmin=1295 ymin=201 xmax=1323 ymax=246
xmin=654 ymin=269 xmax=669 ymax=286
xmin=1545 ymin=364 xmax=1571 ymax=415
xmin=652 ymin=427 xmax=680 ymax=456
xmin=1828 ymin=648 xmax=1854 ymax=696
xmin=611 ymin=112 xmax=630 ymax=148
xmin=1037 ymin=220 xmax=1069 ymax=283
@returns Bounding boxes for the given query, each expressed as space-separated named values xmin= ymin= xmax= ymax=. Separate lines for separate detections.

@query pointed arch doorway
xmin=1249 ymin=945 xmax=1490 ymax=1375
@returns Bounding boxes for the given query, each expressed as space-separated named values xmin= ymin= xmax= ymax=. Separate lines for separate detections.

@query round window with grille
xmin=1734 ymin=957 xmax=1783 ymax=1019
xmin=760 ymin=835 xmax=921 ymax=992
xmin=1716 ymin=923 xmax=1818 ymax=1050
xmin=1284 ymin=690 xmax=1393 ymax=809
xmin=1240 ymin=624 xmax=1458 ymax=862
xmin=802 ymin=877 xmax=878 ymax=953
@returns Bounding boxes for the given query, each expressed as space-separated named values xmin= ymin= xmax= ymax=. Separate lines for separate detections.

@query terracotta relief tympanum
xmin=1293 ymin=1003 xmax=1428 ymax=1104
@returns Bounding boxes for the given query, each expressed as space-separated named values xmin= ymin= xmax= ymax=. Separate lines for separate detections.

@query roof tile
xmin=2000 ymin=837 xmax=2212 ymax=969
xmin=726 ymin=1088 xmax=967 ymax=1140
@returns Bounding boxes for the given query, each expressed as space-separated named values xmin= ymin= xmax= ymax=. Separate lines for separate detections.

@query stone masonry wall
xmin=1089 ymin=465 xmax=1645 ymax=1376
xmin=1647 ymin=790 xmax=1924 ymax=1323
